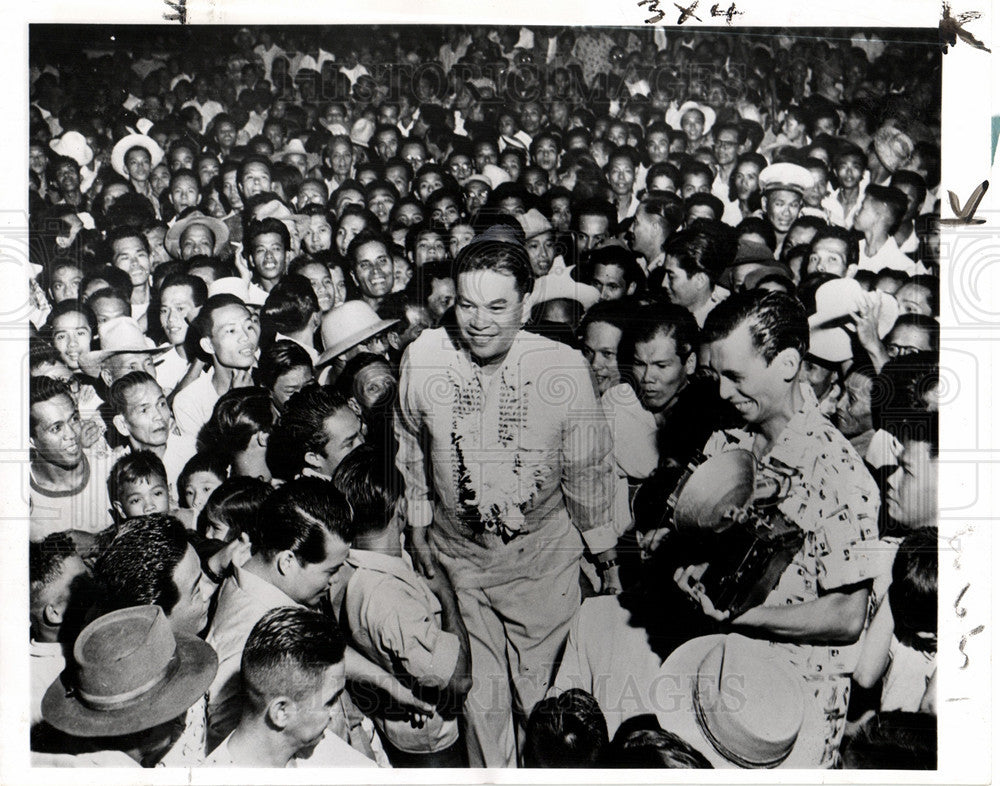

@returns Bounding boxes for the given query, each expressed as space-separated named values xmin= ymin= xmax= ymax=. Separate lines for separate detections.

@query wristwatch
xmin=597 ymin=557 xmax=619 ymax=573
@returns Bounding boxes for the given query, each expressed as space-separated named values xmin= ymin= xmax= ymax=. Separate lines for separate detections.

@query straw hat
xmin=41 ymin=605 xmax=217 ymax=738
xmin=656 ymin=634 xmax=824 ymax=768
xmin=111 ymin=133 xmax=165 ymax=177
xmin=316 ymin=300 xmax=398 ymax=367
xmin=165 ymin=210 xmax=231 ymax=258
xmin=78 ymin=317 xmax=170 ymax=378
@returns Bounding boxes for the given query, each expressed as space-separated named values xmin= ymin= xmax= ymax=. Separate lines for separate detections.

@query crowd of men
xmin=27 ymin=24 xmax=939 ymax=769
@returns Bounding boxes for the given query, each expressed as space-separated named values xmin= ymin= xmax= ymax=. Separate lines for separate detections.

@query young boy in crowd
xmin=108 ymin=450 xmax=171 ymax=523
xmin=335 ymin=445 xmax=472 ymax=767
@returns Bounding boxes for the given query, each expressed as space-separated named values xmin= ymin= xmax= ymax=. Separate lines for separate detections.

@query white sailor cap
xmin=758 ymin=163 xmax=814 ymax=197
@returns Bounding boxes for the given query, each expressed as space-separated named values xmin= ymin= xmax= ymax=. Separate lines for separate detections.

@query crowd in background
xmin=26 ymin=24 xmax=939 ymax=769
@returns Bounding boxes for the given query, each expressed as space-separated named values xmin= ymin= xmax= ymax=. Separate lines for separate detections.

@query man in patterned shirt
xmin=395 ymin=226 xmax=619 ymax=767
xmin=672 ymin=291 xmax=880 ymax=767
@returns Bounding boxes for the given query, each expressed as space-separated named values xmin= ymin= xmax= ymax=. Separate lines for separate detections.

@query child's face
xmin=184 ymin=471 xmax=223 ymax=513
xmin=116 ymin=476 xmax=170 ymax=519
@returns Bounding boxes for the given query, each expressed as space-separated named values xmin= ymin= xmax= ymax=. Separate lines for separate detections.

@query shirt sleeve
xmin=359 ymin=584 xmax=460 ymax=689
xmin=557 ymin=355 xmax=617 ymax=554
xmin=393 ymin=345 xmax=434 ymax=528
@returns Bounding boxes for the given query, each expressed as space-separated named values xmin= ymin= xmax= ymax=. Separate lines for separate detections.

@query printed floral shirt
xmin=701 ymin=390 xmax=881 ymax=766
xmin=395 ymin=327 xmax=617 ymax=589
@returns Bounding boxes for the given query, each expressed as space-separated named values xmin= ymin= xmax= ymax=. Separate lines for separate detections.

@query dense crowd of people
xmin=26 ymin=24 xmax=940 ymax=769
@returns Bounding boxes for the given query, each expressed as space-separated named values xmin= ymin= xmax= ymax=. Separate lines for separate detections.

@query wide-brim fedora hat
xmin=78 ymin=316 xmax=171 ymax=378
xmin=42 ymin=605 xmax=217 ymax=738
xmin=655 ymin=634 xmax=825 ymax=769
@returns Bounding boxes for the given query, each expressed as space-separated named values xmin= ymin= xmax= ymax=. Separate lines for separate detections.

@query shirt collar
xmin=233 ymin=563 xmax=301 ymax=609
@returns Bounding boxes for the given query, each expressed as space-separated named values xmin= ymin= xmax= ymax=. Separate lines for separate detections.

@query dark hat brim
xmin=41 ymin=634 xmax=217 ymax=739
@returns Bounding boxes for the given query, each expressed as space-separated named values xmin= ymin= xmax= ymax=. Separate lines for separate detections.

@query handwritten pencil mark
xmin=958 ymin=625 xmax=984 ymax=669
xmin=954 ymin=583 xmax=969 ymax=618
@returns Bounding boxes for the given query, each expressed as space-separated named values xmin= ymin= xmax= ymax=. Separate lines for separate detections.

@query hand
xmin=232 ymin=242 xmax=252 ymax=282
xmin=405 ymin=526 xmax=437 ymax=580
xmin=637 ymin=527 xmax=670 ymax=559
xmin=79 ymin=418 xmax=102 ymax=449
xmin=230 ymin=369 xmax=255 ymax=390
xmin=422 ymin=560 xmax=454 ymax=600
xmin=381 ymin=677 xmax=436 ymax=716
xmin=208 ymin=533 xmax=252 ymax=577
xmin=851 ymin=299 xmax=882 ymax=351
xmin=600 ymin=564 xmax=623 ymax=596
xmin=673 ymin=563 xmax=730 ymax=622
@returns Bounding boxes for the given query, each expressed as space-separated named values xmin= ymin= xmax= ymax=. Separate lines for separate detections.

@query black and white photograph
xmin=1 ymin=3 xmax=993 ymax=781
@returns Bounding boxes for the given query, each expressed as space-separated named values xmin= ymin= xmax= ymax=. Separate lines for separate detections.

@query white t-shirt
xmin=172 ymin=371 xmax=220 ymax=439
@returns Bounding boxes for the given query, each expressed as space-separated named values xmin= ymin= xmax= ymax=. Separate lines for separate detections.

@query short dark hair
xmin=627 ymin=302 xmax=700 ymax=359
xmin=889 ymin=528 xmax=937 ymax=653
xmin=261 ymin=274 xmax=319 ymax=335
xmin=107 ymin=450 xmax=168 ymax=506
xmin=29 ymin=375 xmax=76 ymax=433
xmin=199 ymin=386 xmax=275 ymax=461
xmin=809 ymin=225 xmax=860 ymax=270
xmin=662 ymin=229 xmax=729 ymax=285
xmin=570 ymin=197 xmax=617 ymax=234
xmin=524 ymin=689 xmax=608 ymax=768
xmin=864 ymin=185 xmax=909 ymax=233
xmin=93 ymin=513 xmax=190 ymax=615
xmin=192 ymin=294 xmax=250 ymax=343
xmin=177 ymin=452 xmax=228 ymax=506
xmin=889 ymin=313 xmax=940 ymax=353
xmin=30 ymin=531 xmax=79 ymax=606
xmin=903 ymin=274 xmax=939 ymax=316
xmin=702 ymin=290 xmax=809 ymax=364
xmin=332 ymin=444 xmax=403 ymax=537
xmin=840 ymin=711 xmax=936 ymax=770
xmin=453 ymin=230 xmax=535 ymax=297
xmin=107 ymin=224 xmax=152 ymax=255
xmin=237 ymin=154 xmax=273 ymax=183
xmin=246 ymin=216 xmax=291 ymax=251
xmin=345 ymin=229 xmax=389 ymax=270
xmin=159 ymin=272 xmax=209 ymax=307
xmin=603 ymin=717 xmax=712 ymax=768
xmin=871 ymin=351 xmax=938 ymax=456
xmin=586 ymin=246 xmax=645 ymax=291
xmin=241 ymin=606 xmax=347 ymax=714
xmin=266 ymin=385 xmax=353 ymax=480
xmin=685 ymin=192 xmax=724 ymax=222
xmin=108 ymin=370 xmax=160 ymax=416
xmin=258 ymin=340 xmax=314 ymax=390
xmin=196 ymin=475 xmax=272 ymax=541
xmin=249 ymin=476 xmax=353 ymax=562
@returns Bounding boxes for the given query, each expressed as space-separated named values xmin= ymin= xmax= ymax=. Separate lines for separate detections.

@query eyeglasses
xmin=886 ymin=343 xmax=923 ymax=357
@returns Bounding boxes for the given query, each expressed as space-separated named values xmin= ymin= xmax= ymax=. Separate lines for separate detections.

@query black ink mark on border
xmin=674 ymin=1 xmax=702 ymax=24
xmin=941 ymin=180 xmax=988 ymax=225
xmin=163 ymin=0 xmax=187 ymax=24
xmin=637 ymin=0 xmax=666 ymax=24
xmin=710 ymin=2 xmax=743 ymax=23
xmin=939 ymin=2 xmax=991 ymax=53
